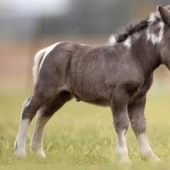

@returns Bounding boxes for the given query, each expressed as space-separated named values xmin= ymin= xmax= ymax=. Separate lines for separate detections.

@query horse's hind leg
xmin=14 ymin=88 xmax=55 ymax=157
xmin=30 ymin=91 xmax=72 ymax=157
xmin=128 ymin=95 xmax=160 ymax=162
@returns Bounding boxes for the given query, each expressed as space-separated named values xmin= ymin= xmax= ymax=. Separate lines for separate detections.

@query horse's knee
xmin=114 ymin=115 xmax=129 ymax=133
xmin=130 ymin=118 xmax=146 ymax=135
xmin=21 ymin=96 xmax=42 ymax=120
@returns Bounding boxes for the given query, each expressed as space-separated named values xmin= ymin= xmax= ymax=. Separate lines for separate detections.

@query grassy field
xmin=1 ymin=85 xmax=170 ymax=170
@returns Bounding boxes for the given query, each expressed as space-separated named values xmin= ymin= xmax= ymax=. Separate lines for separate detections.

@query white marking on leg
xmin=124 ymin=37 xmax=131 ymax=48
xmin=116 ymin=129 xmax=130 ymax=162
xmin=137 ymin=133 xmax=152 ymax=156
xmin=14 ymin=99 xmax=31 ymax=157
xmin=14 ymin=119 xmax=30 ymax=157
xmin=137 ymin=133 xmax=160 ymax=162
xmin=108 ymin=35 xmax=117 ymax=45
xmin=30 ymin=113 xmax=50 ymax=158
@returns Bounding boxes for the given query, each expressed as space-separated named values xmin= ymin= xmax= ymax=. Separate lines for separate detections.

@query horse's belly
xmin=72 ymin=86 xmax=110 ymax=106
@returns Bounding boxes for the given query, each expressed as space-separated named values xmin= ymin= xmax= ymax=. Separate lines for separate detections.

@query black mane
xmin=114 ymin=14 xmax=160 ymax=43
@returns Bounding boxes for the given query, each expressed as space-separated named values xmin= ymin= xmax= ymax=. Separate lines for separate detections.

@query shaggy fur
xmin=14 ymin=5 xmax=170 ymax=162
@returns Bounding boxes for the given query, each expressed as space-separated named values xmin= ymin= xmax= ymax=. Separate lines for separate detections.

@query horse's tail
xmin=32 ymin=43 xmax=60 ymax=85
xmin=32 ymin=49 xmax=45 ymax=84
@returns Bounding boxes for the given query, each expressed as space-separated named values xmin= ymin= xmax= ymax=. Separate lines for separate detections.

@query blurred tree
xmin=1 ymin=0 xmax=170 ymax=41
xmin=36 ymin=0 xmax=132 ymax=38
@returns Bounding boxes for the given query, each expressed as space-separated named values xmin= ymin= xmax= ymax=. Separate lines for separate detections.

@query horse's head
xmin=157 ymin=5 xmax=170 ymax=68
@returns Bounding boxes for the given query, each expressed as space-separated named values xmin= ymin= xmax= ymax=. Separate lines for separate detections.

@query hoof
xmin=151 ymin=156 xmax=161 ymax=162
xmin=14 ymin=149 xmax=26 ymax=158
xmin=120 ymin=158 xmax=132 ymax=164
xmin=141 ymin=153 xmax=161 ymax=162
xmin=14 ymin=142 xmax=26 ymax=158
xmin=117 ymin=156 xmax=131 ymax=164
xmin=30 ymin=148 xmax=46 ymax=158
xmin=37 ymin=150 xmax=46 ymax=158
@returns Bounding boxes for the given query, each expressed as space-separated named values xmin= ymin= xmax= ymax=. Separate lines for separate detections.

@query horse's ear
xmin=157 ymin=5 xmax=170 ymax=25
xmin=165 ymin=5 xmax=170 ymax=11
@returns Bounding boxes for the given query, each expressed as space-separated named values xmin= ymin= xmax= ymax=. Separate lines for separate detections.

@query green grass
xmin=1 ymin=85 xmax=170 ymax=170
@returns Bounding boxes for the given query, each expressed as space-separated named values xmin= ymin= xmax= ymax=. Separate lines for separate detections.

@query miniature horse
xmin=14 ymin=5 xmax=170 ymax=162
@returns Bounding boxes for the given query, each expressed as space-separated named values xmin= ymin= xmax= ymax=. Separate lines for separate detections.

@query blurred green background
xmin=1 ymin=0 xmax=170 ymax=169
xmin=1 ymin=0 xmax=170 ymax=89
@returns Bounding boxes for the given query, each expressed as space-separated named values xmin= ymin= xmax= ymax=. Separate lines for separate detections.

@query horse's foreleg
xmin=128 ymin=95 xmax=161 ymax=162
xmin=111 ymin=94 xmax=130 ymax=163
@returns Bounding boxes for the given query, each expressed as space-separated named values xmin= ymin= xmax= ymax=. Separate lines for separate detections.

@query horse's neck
xmin=130 ymin=30 xmax=161 ymax=77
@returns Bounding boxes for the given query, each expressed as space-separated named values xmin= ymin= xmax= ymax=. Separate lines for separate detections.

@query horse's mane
xmin=116 ymin=19 xmax=156 ymax=42
xmin=108 ymin=12 xmax=161 ymax=44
